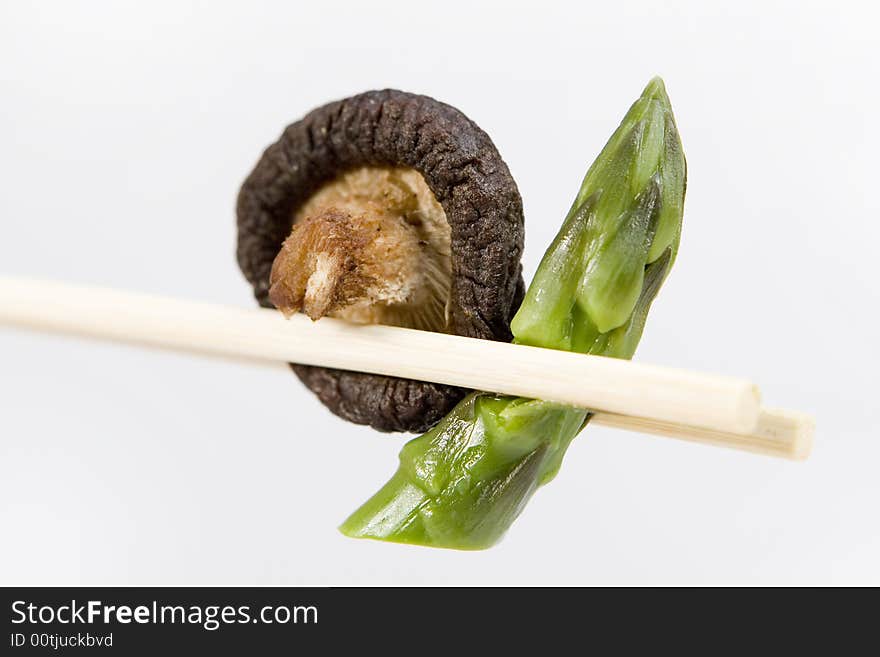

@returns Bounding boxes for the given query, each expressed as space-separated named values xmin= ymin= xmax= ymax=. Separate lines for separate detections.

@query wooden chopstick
xmin=591 ymin=407 xmax=813 ymax=461
xmin=0 ymin=277 xmax=813 ymax=459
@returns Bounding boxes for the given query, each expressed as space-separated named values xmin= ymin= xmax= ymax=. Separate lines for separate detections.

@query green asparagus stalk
xmin=340 ymin=77 xmax=687 ymax=549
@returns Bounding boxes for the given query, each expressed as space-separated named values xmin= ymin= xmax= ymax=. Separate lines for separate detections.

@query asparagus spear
xmin=340 ymin=77 xmax=687 ymax=549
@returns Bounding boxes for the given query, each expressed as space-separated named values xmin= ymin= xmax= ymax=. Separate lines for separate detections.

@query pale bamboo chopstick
xmin=0 ymin=277 xmax=812 ymax=459
xmin=591 ymin=408 xmax=813 ymax=461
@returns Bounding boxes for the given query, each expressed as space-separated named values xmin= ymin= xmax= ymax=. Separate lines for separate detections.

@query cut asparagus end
xmin=339 ymin=394 xmax=554 ymax=550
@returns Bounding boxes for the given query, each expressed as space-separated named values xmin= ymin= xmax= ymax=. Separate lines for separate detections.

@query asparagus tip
xmin=642 ymin=76 xmax=669 ymax=103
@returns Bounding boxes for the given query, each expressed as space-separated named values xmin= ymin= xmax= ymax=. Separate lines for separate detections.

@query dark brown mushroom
xmin=236 ymin=89 xmax=524 ymax=432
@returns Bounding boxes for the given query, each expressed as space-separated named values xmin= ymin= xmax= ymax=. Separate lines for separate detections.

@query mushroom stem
xmin=267 ymin=167 xmax=457 ymax=332
xmin=269 ymin=208 xmax=374 ymax=320
xmin=301 ymin=252 xmax=347 ymax=319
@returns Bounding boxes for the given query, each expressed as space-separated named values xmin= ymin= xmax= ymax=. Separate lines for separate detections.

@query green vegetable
xmin=340 ymin=77 xmax=687 ymax=549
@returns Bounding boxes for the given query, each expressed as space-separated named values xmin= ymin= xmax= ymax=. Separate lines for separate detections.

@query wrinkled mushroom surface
xmin=237 ymin=89 xmax=524 ymax=432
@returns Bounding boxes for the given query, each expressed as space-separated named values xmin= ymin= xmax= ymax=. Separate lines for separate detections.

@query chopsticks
xmin=0 ymin=277 xmax=813 ymax=460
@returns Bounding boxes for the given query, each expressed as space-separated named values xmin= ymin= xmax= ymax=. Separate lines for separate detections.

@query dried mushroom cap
xmin=237 ymin=89 xmax=525 ymax=432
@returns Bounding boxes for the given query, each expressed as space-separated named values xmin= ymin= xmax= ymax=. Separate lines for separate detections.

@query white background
xmin=1 ymin=1 xmax=877 ymax=585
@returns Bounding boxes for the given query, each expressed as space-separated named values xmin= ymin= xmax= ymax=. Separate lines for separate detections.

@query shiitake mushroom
xmin=237 ymin=89 xmax=524 ymax=432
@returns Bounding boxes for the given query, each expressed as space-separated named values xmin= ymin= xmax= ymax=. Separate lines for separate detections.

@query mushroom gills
xmin=269 ymin=166 xmax=452 ymax=332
